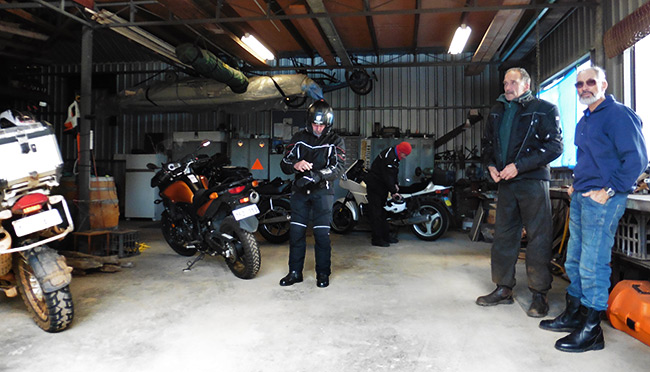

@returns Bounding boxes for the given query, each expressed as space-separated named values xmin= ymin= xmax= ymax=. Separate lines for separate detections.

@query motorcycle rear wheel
xmin=14 ymin=254 xmax=73 ymax=332
xmin=258 ymin=198 xmax=291 ymax=244
xmin=410 ymin=200 xmax=449 ymax=241
xmin=161 ymin=211 xmax=197 ymax=257
xmin=331 ymin=201 xmax=356 ymax=233
xmin=221 ymin=217 xmax=261 ymax=279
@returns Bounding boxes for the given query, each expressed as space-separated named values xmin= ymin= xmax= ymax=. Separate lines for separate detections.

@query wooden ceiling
xmin=0 ymin=0 xmax=595 ymax=73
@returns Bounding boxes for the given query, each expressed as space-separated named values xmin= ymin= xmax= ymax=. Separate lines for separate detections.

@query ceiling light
xmin=448 ymin=24 xmax=472 ymax=55
xmin=241 ymin=33 xmax=275 ymax=61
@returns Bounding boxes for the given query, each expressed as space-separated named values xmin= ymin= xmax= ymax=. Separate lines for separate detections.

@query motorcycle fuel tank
xmin=163 ymin=180 xmax=194 ymax=204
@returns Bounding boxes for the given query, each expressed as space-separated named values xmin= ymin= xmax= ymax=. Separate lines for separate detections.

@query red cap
xmin=396 ymin=142 xmax=412 ymax=156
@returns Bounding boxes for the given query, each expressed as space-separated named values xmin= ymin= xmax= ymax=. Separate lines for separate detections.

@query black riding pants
xmin=367 ymin=184 xmax=391 ymax=243
xmin=288 ymin=189 xmax=334 ymax=275
xmin=491 ymin=179 xmax=553 ymax=294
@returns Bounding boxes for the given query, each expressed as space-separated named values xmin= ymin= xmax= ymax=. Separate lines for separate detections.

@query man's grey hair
xmin=578 ymin=65 xmax=607 ymax=82
xmin=505 ymin=67 xmax=531 ymax=85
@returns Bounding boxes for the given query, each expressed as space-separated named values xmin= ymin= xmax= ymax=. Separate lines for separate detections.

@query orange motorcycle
xmin=148 ymin=141 xmax=261 ymax=279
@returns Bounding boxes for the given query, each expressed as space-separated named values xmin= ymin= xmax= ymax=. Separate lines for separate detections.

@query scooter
xmin=331 ymin=159 xmax=452 ymax=241
xmin=148 ymin=140 xmax=261 ymax=279
xmin=0 ymin=110 xmax=75 ymax=332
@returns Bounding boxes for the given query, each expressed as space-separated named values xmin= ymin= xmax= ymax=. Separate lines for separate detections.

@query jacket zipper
xmin=514 ymin=113 xmax=536 ymax=160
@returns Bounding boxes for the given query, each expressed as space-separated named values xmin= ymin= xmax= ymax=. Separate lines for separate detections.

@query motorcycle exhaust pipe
xmin=259 ymin=215 xmax=290 ymax=224
xmin=389 ymin=215 xmax=431 ymax=226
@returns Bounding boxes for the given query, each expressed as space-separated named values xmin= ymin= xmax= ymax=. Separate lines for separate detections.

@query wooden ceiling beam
xmin=285 ymin=3 xmax=337 ymax=66
xmin=465 ymin=0 xmax=529 ymax=76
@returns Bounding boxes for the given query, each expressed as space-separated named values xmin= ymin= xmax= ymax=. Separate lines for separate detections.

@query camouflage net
xmin=604 ymin=2 xmax=650 ymax=59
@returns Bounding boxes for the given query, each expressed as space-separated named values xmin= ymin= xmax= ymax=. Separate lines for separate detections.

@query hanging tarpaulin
xmin=176 ymin=44 xmax=249 ymax=93
xmin=117 ymin=74 xmax=322 ymax=112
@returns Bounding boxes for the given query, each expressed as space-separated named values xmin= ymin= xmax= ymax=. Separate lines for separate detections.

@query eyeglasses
xmin=574 ymin=79 xmax=598 ymax=89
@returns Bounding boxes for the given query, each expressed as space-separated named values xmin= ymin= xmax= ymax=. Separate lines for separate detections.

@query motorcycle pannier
xmin=607 ymin=280 xmax=650 ymax=347
xmin=0 ymin=112 xmax=63 ymax=201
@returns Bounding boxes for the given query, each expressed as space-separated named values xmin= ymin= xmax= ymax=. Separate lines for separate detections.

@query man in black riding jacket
xmin=477 ymin=67 xmax=563 ymax=318
xmin=279 ymin=100 xmax=346 ymax=288
xmin=365 ymin=142 xmax=412 ymax=247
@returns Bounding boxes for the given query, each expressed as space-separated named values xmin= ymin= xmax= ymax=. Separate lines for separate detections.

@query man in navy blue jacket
xmin=539 ymin=66 xmax=647 ymax=353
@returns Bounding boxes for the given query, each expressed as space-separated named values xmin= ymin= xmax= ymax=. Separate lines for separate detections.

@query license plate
xmin=232 ymin=204 xmax=260 ymax=221
xmin=12 ymin=209 xmax=63 ymax=237
xmin=444 ymin=197 xmax=452 ymax=207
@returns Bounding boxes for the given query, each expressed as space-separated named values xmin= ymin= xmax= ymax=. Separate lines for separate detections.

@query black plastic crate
xmin=109 ymin=230 xmax=140 ymax=258
xmin=615 ymin=212 xmax=650 ymax=260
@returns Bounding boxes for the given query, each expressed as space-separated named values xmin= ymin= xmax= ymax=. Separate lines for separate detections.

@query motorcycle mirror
xmin=146 ymin=163 xmax=159 ymax=170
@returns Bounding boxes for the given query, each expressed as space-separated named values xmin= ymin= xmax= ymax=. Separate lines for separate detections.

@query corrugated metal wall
xmin=537 ymin=0 xmax=648 ymax=99
xmin=36 ymin=54 xmax=498 ymax=175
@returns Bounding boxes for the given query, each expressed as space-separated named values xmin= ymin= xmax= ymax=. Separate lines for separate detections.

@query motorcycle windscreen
xmin=162 ymin=180 xmax=194 ymax=204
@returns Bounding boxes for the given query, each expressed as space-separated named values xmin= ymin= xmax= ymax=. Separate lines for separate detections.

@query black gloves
xmin=295 ymin=171 xmax=322 ymax=188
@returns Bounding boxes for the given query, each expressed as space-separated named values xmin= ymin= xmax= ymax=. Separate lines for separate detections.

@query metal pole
xmin=78 ymin=25 xmax=93 ymax=231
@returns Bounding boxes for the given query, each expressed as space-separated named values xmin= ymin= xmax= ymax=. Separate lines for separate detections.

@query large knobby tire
xmin=330 ymin=201 xmax=356 ymax=234
xmin=161 ymin=211 xmax=197 ymax=257
xmin=410 ymin=200 xmax=449 ymax=241
xmin=257 ymin=198 xmax=291 ymax=244
xmin=221 ymin=217 xmax=261 ymax=279
xmin=14 ymin=254 xmax=73 ymax=332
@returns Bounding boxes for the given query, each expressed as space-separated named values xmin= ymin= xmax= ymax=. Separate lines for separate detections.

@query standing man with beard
xmin=539 ymin=66 xmax=647 ymax=352
xmin=279 ymin=100 xmax=346 ymax=288
xmin=477 ymin=67 xmax=563 ymax=317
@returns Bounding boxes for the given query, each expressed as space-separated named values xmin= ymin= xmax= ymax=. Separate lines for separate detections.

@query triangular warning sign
xmin=251 ymin=158 xmax=264 ymax=170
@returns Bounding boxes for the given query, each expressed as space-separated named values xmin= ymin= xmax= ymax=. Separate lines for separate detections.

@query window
xmin=538 ymin=59 xmax=591 ymax=168
xmin=633 ymin=35 xmax=650 ymax=154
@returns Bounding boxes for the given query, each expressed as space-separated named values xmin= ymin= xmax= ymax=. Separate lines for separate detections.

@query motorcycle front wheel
xmin=221 ymin=217 xmax=261 ymax=279
xmin=14 ymin=253 xmax=73 ymax=332
xmin=161 ymin=211 xmax=197 ymax=257
xmin=410 ymin=200 xmax=449 ymax=241
xmin=257 ymin=198 xmax=291 ymax=244
xmin=331 ymin=201 xmax=356 ymax=234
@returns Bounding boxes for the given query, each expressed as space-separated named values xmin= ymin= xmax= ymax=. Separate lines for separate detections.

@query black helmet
xmin=306 ymin=99 xmax=334 ymax=135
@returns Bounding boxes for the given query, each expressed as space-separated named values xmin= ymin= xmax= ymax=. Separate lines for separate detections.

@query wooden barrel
xmin=89 ymin=176 xmax=120 ymax=229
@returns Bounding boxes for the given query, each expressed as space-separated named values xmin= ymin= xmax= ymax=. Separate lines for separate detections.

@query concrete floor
xmin=1 ymin=222 xmax=649 ymax=372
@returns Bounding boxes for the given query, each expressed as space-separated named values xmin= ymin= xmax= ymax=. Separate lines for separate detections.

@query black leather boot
xmin=279 ymin=271 xmax=303 ymax=286
xmin=539 ymin=293 xmax=582 ymax=332
xmin=476 ymin=285 xmax=514 ymax=306
xmin=316 ymin=273 xmax=329 ymax=288
xmin=527 ymin=292 xmax=549 ymax=318
xmin=555 ymin=308 xmax=605 ymax=352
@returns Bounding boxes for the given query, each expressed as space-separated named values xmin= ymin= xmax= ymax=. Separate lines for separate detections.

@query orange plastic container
xmin=607 ymin=280 xmax=650 ymax=347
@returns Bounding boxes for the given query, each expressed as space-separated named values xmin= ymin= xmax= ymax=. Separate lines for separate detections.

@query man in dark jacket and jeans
xmin=477 ymin=67 xmax=563 ymax=317
xmin=279 ymin=100 xmax=346 ymax=288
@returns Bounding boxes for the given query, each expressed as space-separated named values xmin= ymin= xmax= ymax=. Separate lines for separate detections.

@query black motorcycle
xmin=197 ymin=154 xmax=292 ymax=245
xmin=148 ymin=141 xmax=261 ymax=279
xmin=253 ymin=177 xmax=292 ymax=244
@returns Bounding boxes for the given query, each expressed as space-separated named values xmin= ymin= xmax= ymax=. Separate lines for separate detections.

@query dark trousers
xmin=288 ymin=189 xmax=334 ymax=275
xmin=491 ymin=179 xmax=553 ymax=293
xmin=367 ymin=185 xmax=391 ymax=243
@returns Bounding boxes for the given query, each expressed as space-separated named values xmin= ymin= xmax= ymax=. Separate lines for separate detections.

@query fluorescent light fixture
xmin=448 ymin=24 xmax=472 ymax=54
xmin=241 ymin=33 xmax=275 ymax=61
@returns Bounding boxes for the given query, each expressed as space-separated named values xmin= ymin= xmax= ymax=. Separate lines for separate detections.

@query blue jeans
xmin=565 ymin=192 xmax=627 ymax=311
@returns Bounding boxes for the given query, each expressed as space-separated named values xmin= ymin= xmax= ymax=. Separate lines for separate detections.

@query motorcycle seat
xmin=398 ymin=181 xmax=428 ymax=194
